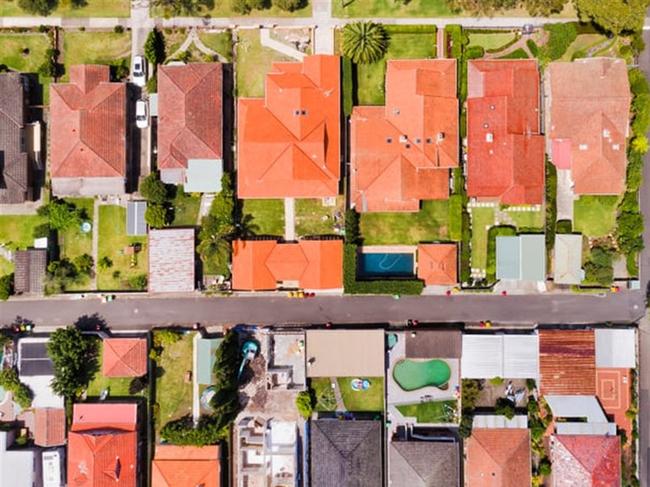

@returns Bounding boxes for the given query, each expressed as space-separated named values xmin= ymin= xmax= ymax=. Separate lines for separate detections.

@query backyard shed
xmin=461 ymin=334 xmax=539 ymax=379
xmin=496 ymin=234 xmax=546 ymax=281
xmin=553 ymin=234 xmax=583 ymax=284
xmin=306 ymin=329 xmax=384 ymax=377
xmin=126 ymin=201 xmax=147 ymax=236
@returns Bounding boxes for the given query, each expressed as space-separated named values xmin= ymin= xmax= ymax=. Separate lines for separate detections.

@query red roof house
xmin=152 ymin=445 xmax=220 ymax=487
xmin=68 ymin=403 xmax=138 ymax=487
xmin=550 ymin=435 xmax=621 ymax=486
xmin=50 ymin=65 xmax=126 ymax=196
xmin=34 ymin=407 xmax=66 ymax=447
xmin=350 ymin=59 xmax=458 ymax=212
xmin=466 ymin=428 xmax=531 ymax=487
xmin=237 ymin=55 xmax=340 ymax=198
xmin=417 ymin=243 xmax=458 ymax=285
xmin=547 ymin=58 xmax=631 ymax=195
xmin=539 ymin=329 xmax=596 ymax=395
xmin=231 ymin=239 xmax=343 ymax=290
xmin=102 ymin=338 xmax=148 ymax=377
xmin=467 ymin=60 xmax=544 ymax=204
xmin=157 ymin=63 xmax=223 ymax=184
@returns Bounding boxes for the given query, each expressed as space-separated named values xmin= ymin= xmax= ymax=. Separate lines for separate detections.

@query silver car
xmin=135 ymin=99 xmax=148 ymax=129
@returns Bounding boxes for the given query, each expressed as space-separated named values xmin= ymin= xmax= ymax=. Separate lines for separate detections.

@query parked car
xmin=135 ymin=99 xmax=149 ymax=129
xmin=132 ymin=55 xmax=146 ymax=87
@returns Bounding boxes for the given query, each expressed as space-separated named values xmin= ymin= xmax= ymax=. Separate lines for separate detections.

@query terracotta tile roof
xmin=539 ymin=329 xmax=596 ymax=395
xmin=417 ymin=243 xmax=458 ymax=285
xmin=148 ymin=228 xmax=195 ymax=293
xmin=34 ymin=407 xmax=66 ymax=447
xmin=467 ymin=60 xmax=544 ymax=204
xmin=466 ymin=428 xmax=531 ymax=487
xmin=231 ymin=239 xmax=343 ymax=290
xmin=152 ymin=445 xmax=220 ymax=487
xmin=13 ymin=249 xmax=47 ymax=295
xmin=68 ymin=403 xmax=138 ymax=487
xmin=158 ymin=63 xmax=223 ymax=170
xmin=550 ymin=435 xmax=621 ymax=487
xmin=237 ymin=55 xmax=341 ymax=198
xmin=547 ymin=58 xmax=631 ymax=195
xmin=350 ymin=60 xmax=458 ymax=212
xmin=50 ymin=65 xmax=126 ymax=179
xmin=102 ymin=338 xmax=147 ymax=377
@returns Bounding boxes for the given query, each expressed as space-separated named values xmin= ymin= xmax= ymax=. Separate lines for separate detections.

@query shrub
xmin=527 ymin=396 xmax=539 ymax=415
xmin=526 ymin=378 xmax=536 ymax=392
xmin=555 ymin=219 xmax=572 ymax=234
xmin=295 ymin=390 xmax=314 ymax=419
xmin=344 ymin=209 xmax=361 ymax=244
xmin=459 ymin=413 xmax=473 ymax=438
xmin=161 ymin=414 xmax=227 ymax=445
xmin=461 ymin=379 xmax=482 ymax=410
xmin=110 ymin=58 xmax=130 ymax=81
xmin=584 ymin=246 xmax=614 ymax=286
xmin=231 ymin=0 xmax=251 ymax=14
xmin=526 ymin=39 xmax=539 ymax=57
xmin=498 ymin=48 xmax=528 ymax=59
xmin=489 ymin=376 xmax=504 ymax=386
xmin=272 ymin=0 xmax=305 ymax=11
xmin=145 ymin=204 xmax=168 ymax=228
xmin=0 ymin=368 xmax=32 ymax=409
xmin=495 ymin=397 xmax=516 ymax=419
xmin=538 ymin=457 xmax=552 ymax=476
xmin=98 ymin=256 xmax=113 ymax=270
xmin=128 ymin=274 xmax=147 ymax=290
xmin=465 ymin=45 xmax=484 ymax=59
xmin=342 ymin=22 xmax=389 ymax=64
xmin=631 ymin=135 xmax=649 ymax=154
xmin=114 ymin=25 xmax=125 ymax=34
xmin=545 ymin=159 xmax=557 ymax=252
xmin=144 ymin=28 xmax=166 ymax=65
xmin=542 ymin=23 xmax=577 ymax=61
xmin=140 ymin=172 xmax=168 ymax=204
xmin=0 ymin=275 xmax=13 ymax=301
xmin=38 ymin=198 xmax=83 ymax=231
xmin=153 ymin=328 xmax=182 ymax=348
xmin=341 ymin=56 xmax=353 ymax=116
xmin=626 ymin=151 xmax=644 ymax=192
xmin=632 ymin=93 xmax=650 ymax=135
xmin=146 ymin=73 xmax=157 ymax=93
xmin=129 ymin=376 xmax=148 ymax=394
xmin=445 ymin=25 xmax=464 ymax=59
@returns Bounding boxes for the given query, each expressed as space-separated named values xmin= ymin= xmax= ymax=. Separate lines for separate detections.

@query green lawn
xmin=86 ymin=340 xmax=146 ymax=398
xmin=243 ymin=199 xmax=285 ymax=236
xmin=97 ymin=205 xmax=148 ymax=291
xmin=59 ymin=197 xmax=94 ymax=261
xmin=0 ymin=215 xmax=47 ymax=250
xmin=171 ymin=189 xmax=201 ymax=227
xmin=561 ymin=34 xmax=608 ymax=61
xmin=396 ymin=399 xmax=458 ymax=423
xmin=360 ymin=200 xmax=450 ymax=245
xmin=338 ymin=377 xmax=384 ymax=412
xmin=295 ymin=197 xmax=344 ymax=236
xmin=448 ymin=195 xmax=463 ymax=241
xmin=236 ymin=29 xmax=293 ymax=98
xmin=198 ymin=31 xmax=233 ymax=62
xmin=312 ymin=378 xmax=337 ymax=412
xmin=0 ymin=33 xmax=53 ymax=104
xmin=504 ymin=207 xmax=544 ymax=230
xmin=574 ymin=196 xmax=619 ymax=237
xmin=155 ymin=332 xmax=194 ymax=433
xmin=0 ymin=0 xmax=130 ymax=16
xmin=470 ymin=207 xmax=495 ymax=269
xmin=468 ymin=32 xmax=517 ymax=51
xmin=62 ymin=31 xmax=131 ymax=80
xmin=0 ymin=257 xmax=14 ymax=278
xmin=354 ymin=28 xmax=436 ymax=105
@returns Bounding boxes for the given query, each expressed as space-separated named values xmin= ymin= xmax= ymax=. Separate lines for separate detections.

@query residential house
xmin=0 ymin=72 xmax=31 ymax=203
xmin=34 ymin=408 xmax=66 ymax=447
xmin=306 ymin=329 xmax=384 ymax=378
xmin=13 ymin=249 xmax=47 ymax=295
xmin=467 ymin=60 xmax=545 ymax=204
xmin=152 ymin=445 xmax=220 ymax=487
xmin=350 ymin=59 xmax=457 ymax=212
xmin=553 ymin=234 xmax=583 ymax=285
xmin=461 ymin=333 xmax=539 ymax=379
xmin=389 ymin=439 xmax=460 ymax=487
xmin=417 ymin=243 xmax=458 ymax=286
xmin=50 ymin=65 xmax=127 ymax=196
xmin=148 ymin=228 xmax=195 ymax=293
xmin=0 ymin=430 xmax=41 ymax=487
xmin=496 ymin=234 xmax=546 ymax=282
xmin=539 ymin=329 xmax=596 ymax=395
xmin=157 ymin=63 xmax=223 ymax=190
xmin=549 ymin=435 xmax=621 ymax=486
xmin=237 ymin=55 xmax=341 ymax=198
xmin=546 ymin=58 xmax=631 ymax=196
xmin=466 ymin=428 xmax=531 ymax=487
xmin=102 ymin=337 xmax=148 ymax=377
xmin=231 ymin=239 xmax=343 ymax=291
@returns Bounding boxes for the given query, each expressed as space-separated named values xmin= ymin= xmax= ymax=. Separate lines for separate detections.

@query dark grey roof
xmin=389 ymin=440 xmax=460 ymax=487
xmin=0 ymin=73 xmax=29 ymax=204
xmin=127 ymin=200 xmax=147 ymax=236
xmin=13 ymin=249 xmax=46 ymax=294
xmin=405 ymin=330 xmax=462 ymax=358
xmin=310 ymin=419 xmax=383 ymax=487
xmin=20 ymin=341 xmax=54 ymax=376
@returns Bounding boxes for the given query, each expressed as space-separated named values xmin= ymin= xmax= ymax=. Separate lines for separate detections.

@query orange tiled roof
xmin=231 ymin=239 xmax=343 ymax=290
xmin=467 ymin=60 xmax=544 ymax=204
xmin=539 ymin=329 xmax=596 ymax=395
xmin=550 ymin=435 xmax=621 ymax=486
xmin=34 ymin=407 xmax=66 ymax=447
xmin=597 ymin=368 xmax=632 ymax=438
xmin=152 ymin=445 xmax=220 ymax=487
xmin=102 ymin=338 xmax=148 ymax=377
xmin=237 ymin=55 xmax=341 ymax=198
xmin=50 ymin=65 xmax=126 ymax=179
xmin=417 ymin=243 xmax=458 ymax=285
xmin=350 ymin=60 xmax=458 ymax=212
xmin=158 ymin=63 xmax=223 ymax=170
xmin=466 ymin=428 xmax=531 ymax=487
xmin=548 ymin=58 xmax=631 ymax=195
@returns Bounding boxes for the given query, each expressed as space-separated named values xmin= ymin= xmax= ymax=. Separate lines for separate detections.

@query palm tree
xmin=341 ymin=22 xmax=389 ymax=64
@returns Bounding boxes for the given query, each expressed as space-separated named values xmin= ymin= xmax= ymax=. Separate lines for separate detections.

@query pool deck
xmin=359 ymin=245 xmax=417 ymax=254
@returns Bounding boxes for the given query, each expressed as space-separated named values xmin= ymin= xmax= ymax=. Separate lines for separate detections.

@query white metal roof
xmin=595 ymin=328 xmax=636 ymax=368
xmin=0 ymin=431 xmax=36 ymax=487
xmin=472 ymin=414 xmax=528 ymax=429
xmin=461 ymin=334 xmax=539 ymax=379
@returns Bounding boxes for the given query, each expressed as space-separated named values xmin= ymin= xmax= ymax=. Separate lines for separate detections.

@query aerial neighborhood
xmin=0 ymin=0 xmax=648 ymax=486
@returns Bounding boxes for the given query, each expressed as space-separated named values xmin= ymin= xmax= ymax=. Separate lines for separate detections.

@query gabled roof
xmin=13 ymin=249 xmax=47 ymax=295
xmin=467 ymin=60 xmax=544 ymax=204
xmin=34 ymin=407 xmax=66 ymax=447
xmin=466 ymin=428 xmax=531 ymax=487
xmin=390 ymin=440 xmax=459 ymax=487
xmin=548 ymin=58 xmax=631 ymax=195
xmin=0 ymin=72 xmax=29 ymax=204
xmin=237 ymin=55 xmax=341 ymax=198
xmin=553 ymin=234 xmax=583 ymax=284
xmin=310 ymin=419 xmax=382 ymax=487
xmin=231 ymin=239 xmax=343 ymax=290
xmin=50 ymin=65 xmax=126 ymax=180
xmin=550 ymin=435 xmax=620 ymax=486
xmin=417 ymin=243 xmax=458 ymax=285
xmin=102 ymin=338 xmax=147 ymax=377
xmin=148 ymin=228 xmax=195 ymax=293
xmin=351 ymin=60 xmax=458 ymax=212
xmin=158 ymin=63 xmax=223 ymax=170
xmin=539 ymin=329 xmax=596 ymax=395
xmin=152 ymin=445 xmax=220 ymax=487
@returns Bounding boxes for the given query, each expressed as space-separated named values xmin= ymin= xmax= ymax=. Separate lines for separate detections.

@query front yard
xmin=396 ymin=399 xmax=458 ymax=423
xmin=1 ymin=0 xmax=130 ymax=16
xmin=152 ymin=2 xmax=310 ymax=18
xmin=295 ymin=197 xmax=345 ymax=236
xmin=86 ymin=340 xmax=147 ymax=398
xmin=574 ymin=196 xmax=619 ymax=237
xmin=242 ymin=199 xmax=285 ymax=237
xmin=0 ymin=215 xmax=47 ymax=250
xmin=198 ymin=31 xmax=233 ymax=62
xmin=470 ymin=206 xmax=495 ymax=270
xmin=0 ymin=32 xmax=53 ymax=103
xmin=62 ymin=31 xmax=131 ymax=80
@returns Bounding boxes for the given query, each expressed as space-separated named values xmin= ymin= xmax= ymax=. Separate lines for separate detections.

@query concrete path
xmin=556 ymin=169 xmax=575 ymax=221
xmin=260 ymin=28 xmax=305 ymax=61
xmin=0 ymin=203 xmax=40 ymax=215
xmin=331 ymin=378 xmax=346 ymax=411
xmin=130 ymin=0 xmax=150 ymax=61
xmin=313 ymin=0 xmax=334 ymax=54
xmin=197 ymin=193 xmax=215 ymax=224
xmin=91 ymin=200 xmax=100 ymax=291
xmin=284 ymin=198 xmax=296 ymax=241
xmin=191 ymin=333 xmax=200 ymax=422
xmin=436 ymin=27 xmax=446 ymax=58
xmin=168 ymin=27 xmax=228 ymax=62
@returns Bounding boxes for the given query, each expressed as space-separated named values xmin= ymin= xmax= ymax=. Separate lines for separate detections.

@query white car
xmin=135 ymin=99 xmax=148 ymax=129
xmin=132 ymin=55 xmax=146 ymax=87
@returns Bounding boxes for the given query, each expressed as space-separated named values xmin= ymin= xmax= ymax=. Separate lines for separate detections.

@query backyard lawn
xmin=171 ymin=189 xmax=201 ymax=227
xmin=59 ymin=197 xmax=94 ymax=261
xmin=360 ymin=200 xmax=450 ymax=245
xmin=155 ymin=332 xmax=194 ymax=433
xmin=312 ymin=378 xmax=337 ymax=412
xmin=470 ymin=206 xmax=495 ymax=269
xmin=0 ymin=0 xmax=130 ymax=16
xmin=396 ymin=399 xmax=458 ymax=423
xmin=97 ymin=205 xmax=148 ymax=291
xmin=468 ymin=32 xmax=517 ymax=51
xmin=236 ymin=29 xmax=293 ymax=98
xmin=574 ymin=196 xmax=619 ymax=237
xmin=295 ymin=197 xmax=344 ymax=236
xmin=86 ymin=340 xmax=146 ymax=398
xmin=0 ymin=33 xmax=53 ymax=102
xmin=242 ymin=199 xmax=285 ymax=236
xmin=504 ymin=207 xmax=544 ymax=230
xmin=337 ymin=377 xmax=384 ymax=412
xmin=62 ymin=31 xmax=131 ymax=80
xmin=0 ymin=215 xmax=47 ymax=250
xmin=198 ymin=31 xmax=233 ymax=62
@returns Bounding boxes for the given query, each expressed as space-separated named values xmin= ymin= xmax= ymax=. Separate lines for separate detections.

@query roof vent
xmin=405 ymin=144 xmax=411 ymax=149
xmin=415 ymin=138 xmax=421 ymax=144
xmin=399 ymin=135 xmax=408 ymax=143
xmin=426 ymin=138 xmax=433 ymax=144
xmin=483 ymin=123 xmax=489 ymax=129
xmin=437 ymin=132 xmax=445 ymax=142
xmin=489 ymin=105 xmax=495 ymax=110
xmin=485 ymin=133 xmax=494 ymax=143
xmin=387 ymin=137 xmax=393 ymax=144
xmin=294 ymin=110 xmax=300 ymax=116
xmin=612 ymin=143 xmax=620 ymax=150
xmin=393 ymin=108 xmax=400 ymax=115
xmin=301 ymin=110 xmax=307 ymax=115
xmin=602 ymin=129 xmax=610 ymax=138
xmin=579 ymin=144 xmax=588 ymax=151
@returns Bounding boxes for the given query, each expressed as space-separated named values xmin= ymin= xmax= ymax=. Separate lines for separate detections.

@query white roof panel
xmin=503 ymin=335 xmax=539 ymax=379
xmin=461 ymin=335 xmax=503 ymax=378
xmin=595 ymin=328 xmax=636 ymax=368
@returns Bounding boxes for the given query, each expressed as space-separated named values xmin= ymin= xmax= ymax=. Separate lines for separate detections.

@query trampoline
xmin=393 ymin=359 xmax=451 ymax=391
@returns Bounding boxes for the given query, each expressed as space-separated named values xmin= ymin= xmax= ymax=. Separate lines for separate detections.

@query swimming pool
xmin=359 ymin=252 xmax=415 ymax=278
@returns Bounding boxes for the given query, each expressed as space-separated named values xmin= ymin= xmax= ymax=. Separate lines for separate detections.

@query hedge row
xmin=342 ymin=56 xmax=354 ymax=116
xmin=385 ymin=25 xmax=437 ymax=34
xmin=541 ymin=23 xmax=577 ymax=61
xmin=445 ymin=24 xmax=464 ymax=59
xmin=486 ymin=226 xmax=517 ymax=282
xmin=545 ymin=159 xmax=558 ymax=253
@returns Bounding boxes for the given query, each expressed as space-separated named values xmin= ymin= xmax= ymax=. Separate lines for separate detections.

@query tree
xmin=631 ymin=135 xmax=649 ymax=153
xmin=44 ymin=259 xmax=79 ymax=295
xmin=575 ymin=0 xmax=648 ymax=35
xmin=295 ymin=390 xmax=314 ymax=419
xmin=198 ymin=174 xmax=236 ymax=275
xmin=0 ymin=368 xmax=32 ymax=409
xmin=341 ymin=22 xmax=389 ymax=65
xmin=272 ymin=0 xmax=304 ymax=11
xmin=128 ymin=274 xmax=148 ymax=290
xmin=495 ymin=397 xmax=516 ymax=419
xmin=151 ymin=0 xmax=214 ymax=15
xmin=584 ymin=246 xmax=614 ymax=285
xmin=0 ymin=275 xmax=12 ymax=301
xmin=145 ymin=204 xmax=168 ymax=229
xmin=47 ymin=327 xmax=98 ymax=398
xmin=74 ymin=254 xmax=94 ymax=276
xmin=144 ymin=29 xmax=166 ymax=66
xmin=18 ymin=0 xmax=57 ymax=16
xmin=37 ymin=198 xmax=83 ymax=231
xmin=231 ymin=0 xmax=251 ymax=14
xmin=98 ymin=256 xmax=113 ymax=270
xmin=139 ymin=172 xmax=168 ymax=204
xmin=524 ymin=0 xmax=566 ymax=16
xmin=445 ymin=0 xmax=517 ymax=15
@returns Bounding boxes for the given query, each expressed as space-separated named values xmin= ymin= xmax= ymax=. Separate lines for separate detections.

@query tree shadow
xmin=74 ymin=313 xmax=107 ymax=332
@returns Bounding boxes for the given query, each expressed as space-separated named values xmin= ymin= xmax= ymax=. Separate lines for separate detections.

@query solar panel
xmin=20 ymin=342 xmax=49 ymax=359
xmin=20 ymin=359 xmax=54 ymax=376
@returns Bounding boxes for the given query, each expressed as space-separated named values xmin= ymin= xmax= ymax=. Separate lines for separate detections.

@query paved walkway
xmin=436 ymin=27 xmax=446 ymax=58
xmin=197 ymin=193 xmax=215 ymax=224
xmin=331 ymin=378 xmax=346 ymax=411
xmin=91 ymin=200 xmax=100 ymax=291
xmin=284 ymin=198 xmax=296 ymax=241
xmin=191 ymin=333 xmax=200 ymax=422
xmin=260 ymin=28 xmax=305 ymax=61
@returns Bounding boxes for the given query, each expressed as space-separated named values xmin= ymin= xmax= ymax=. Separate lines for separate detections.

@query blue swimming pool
xmin=359 ymin=252 xmax=415 ymax=278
